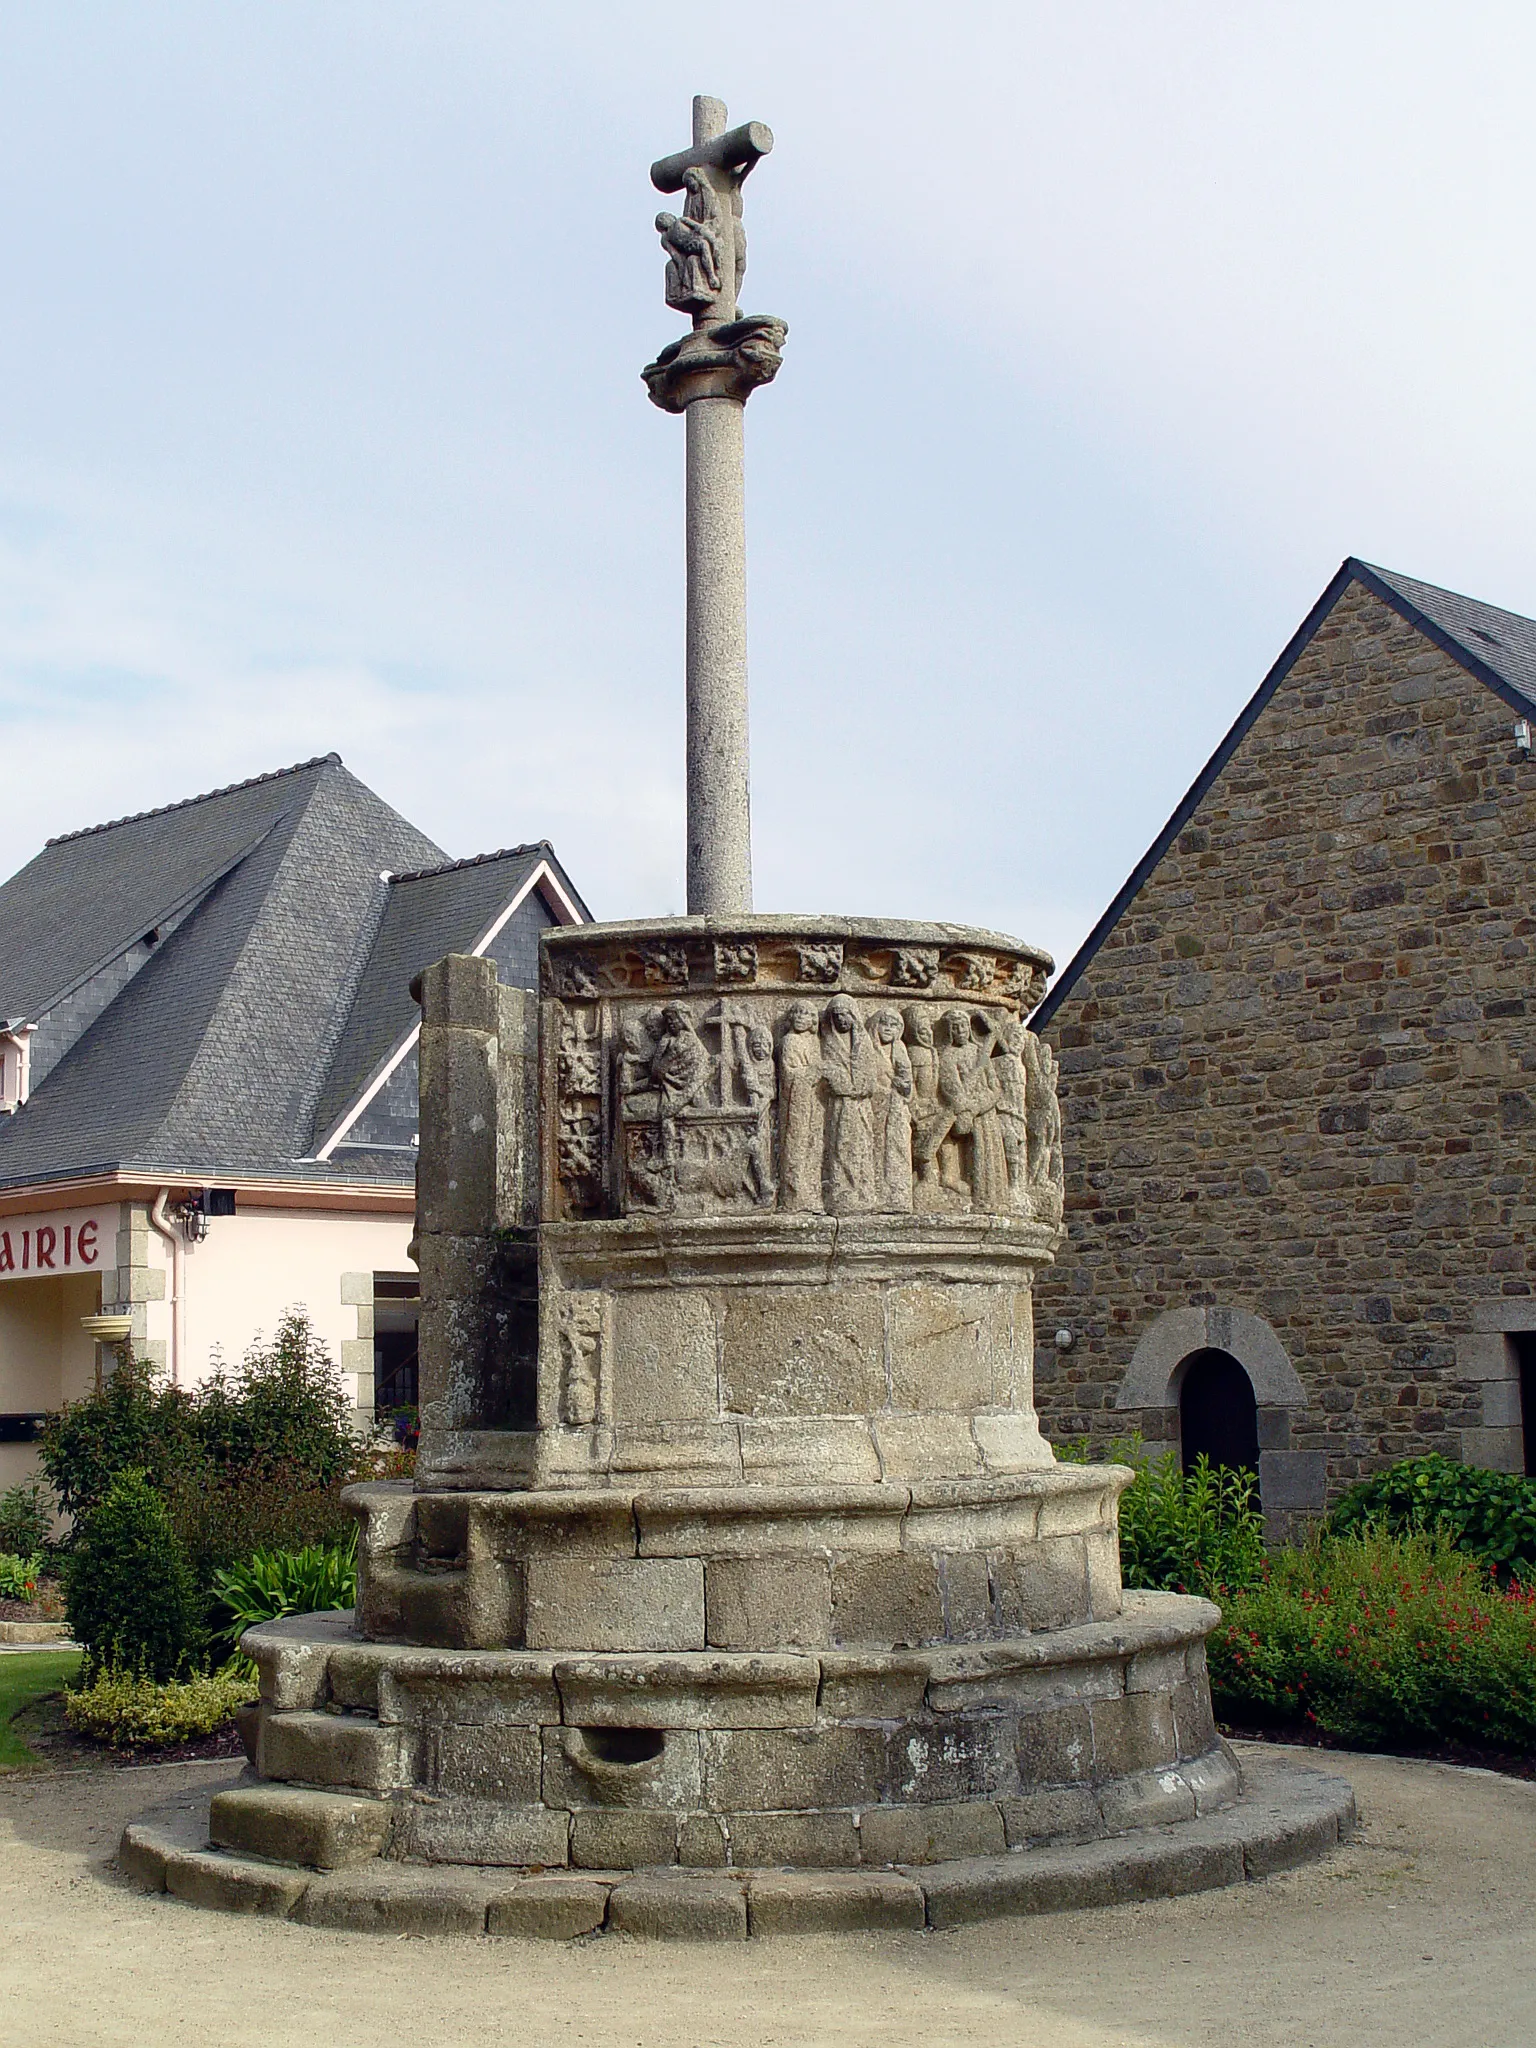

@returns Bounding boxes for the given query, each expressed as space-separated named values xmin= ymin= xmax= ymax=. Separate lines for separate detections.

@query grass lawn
xmin=0 ymin=1652 xmax=81 ymax=1769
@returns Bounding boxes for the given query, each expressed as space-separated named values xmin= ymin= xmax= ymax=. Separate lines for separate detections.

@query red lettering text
xmin=20 ymin=1230 xmax=28 ymax=1270
xmin=0 ymin=1232 xmax=11 ymax=1274
xmin=35 ymin=1226 xmax=56 ymax=1269
xmin=63 ymin=1226 xmax=71 ymax=1265
xmin=77 ymin=1220 xmax=98 ymax=1266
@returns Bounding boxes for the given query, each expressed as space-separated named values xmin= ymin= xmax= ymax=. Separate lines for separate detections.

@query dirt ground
xmin=0 ymin=1742 xmax=1531 ymax=2048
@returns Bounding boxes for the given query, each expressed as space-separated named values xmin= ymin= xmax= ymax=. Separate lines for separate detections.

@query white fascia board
xmin=313 ymin=860 xmax=585 ymax=1161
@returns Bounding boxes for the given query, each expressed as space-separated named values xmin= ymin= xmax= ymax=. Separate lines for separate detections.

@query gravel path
xmin=1 ymin=1741 xmax=1531 ymax=2047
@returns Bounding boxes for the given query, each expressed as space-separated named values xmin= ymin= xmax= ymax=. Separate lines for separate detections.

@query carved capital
xmin=642 ymin=315 xmax=789 ymax=413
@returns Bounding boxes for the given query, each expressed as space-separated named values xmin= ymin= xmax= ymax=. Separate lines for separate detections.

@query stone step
xmin=209 ymin=1783 xmax=396 ymax=1869
xmin=257 ymin=1709 xmax=409 ymax=1793
xmin=118 ymin=1758 xmax=1356 ymax=1937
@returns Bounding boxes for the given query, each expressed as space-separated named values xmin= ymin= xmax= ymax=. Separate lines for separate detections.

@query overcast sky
xmin=1 ymin=4 xmax=1532 ymax=975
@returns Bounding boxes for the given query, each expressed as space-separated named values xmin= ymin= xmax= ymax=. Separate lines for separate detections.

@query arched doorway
xmin=1178 ymin=1348 xmax=1259 ymax=1478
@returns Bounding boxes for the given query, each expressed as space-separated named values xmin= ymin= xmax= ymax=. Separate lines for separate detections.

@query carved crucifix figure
xmin=651 ymin=99 xmax=770 ymax=326
xmin=642 ymin=96 xmax=789 ymax=920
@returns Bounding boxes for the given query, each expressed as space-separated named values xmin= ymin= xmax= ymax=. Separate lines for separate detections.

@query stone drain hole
xmin=580 ymin=1727 xmax=665 ymax=1766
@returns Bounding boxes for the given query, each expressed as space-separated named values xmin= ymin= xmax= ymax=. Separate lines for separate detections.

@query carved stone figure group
xmin=611 ymin=995 xmax=1063 ymax=1223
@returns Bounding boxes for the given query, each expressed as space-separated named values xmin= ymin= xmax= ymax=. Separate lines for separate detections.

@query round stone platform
xmin=117 ymin=1754 xmax=1355 ymax=1937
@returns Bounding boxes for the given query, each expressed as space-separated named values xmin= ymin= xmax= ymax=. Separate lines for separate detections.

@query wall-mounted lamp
xmin=1516 ymin=717 xmax=1531 ymax=758
xmin=1054 ymin=1327 xmax=1075 ymax=1353
xmin=174 ymin=1188 xmax=236 ymax=1244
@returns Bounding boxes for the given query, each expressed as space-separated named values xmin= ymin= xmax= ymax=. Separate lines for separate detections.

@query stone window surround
xmin=1456 ymin=1304 xmax=1536 ymax=1476
xmin=340 ymin=1272 xmax=375 ymax=1425
xmin=1115 ymin=1305 xmax=1325 ymax=1540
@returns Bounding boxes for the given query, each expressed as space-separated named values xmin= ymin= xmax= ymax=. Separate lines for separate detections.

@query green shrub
xmin=164 ymin=1464 xmax=355 ymax=1594
xmin=209 ymin=1531 xmax=358 ymax=1660
xmin=65 ymin=1469 xmax=202 ymax=1680
xmin=41 ymin=1312 xmax=356 ymax=1544
xmin=1056 ymin=1435 xmax=1268 ymax=1597
xmin=192 ymin=1311 xmax=356 ymax=1487
xmin=63 ymin=1663 xmax=256 ymax=1748
xmin=0 ymin=1553 xmax=42 ymax=1603
xmin=0 ymin=1478 xmax=54 ymax=1557
xmin=1327 ymin=1454 xmax=1536 ymax=1581
xmin=1209 ymin=1528 xmax=1536 ymax=1752
xmin=38 ymin=1350 xmax=197 ymax=1525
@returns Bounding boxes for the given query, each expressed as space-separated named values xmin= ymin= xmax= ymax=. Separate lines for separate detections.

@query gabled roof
xmin=0 ymin=758 xmax=334 ymax=1026
xmin=1033 ymin=557 xmax=1536 ymax=1032
xmin=309 ymin=842 xmax=590 ymax=1155
xmin=0 ymin=757 xmax=445 ymax=1190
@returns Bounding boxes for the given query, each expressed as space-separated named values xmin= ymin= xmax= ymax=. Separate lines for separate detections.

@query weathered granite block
xmin=830 ymin=1553 xmax=943 ymax=1647
xmin=859 ymin=1799 xmax=1006 ymax=1865
xmin=720 ymin=1288 xmax=886 ymax=1418
xmin=611 ymin=1290 xmax=719 ymax=1424
xmin=524 ymin=1559 xmax=706 ymax=1652
xmin=700 ymin=1727 xmax=887 ymax=1812
xmin=423 ymin=1723 xmax=542 ymax=1802
xmin=706 ymin=1555 xmax=831 ymax=1649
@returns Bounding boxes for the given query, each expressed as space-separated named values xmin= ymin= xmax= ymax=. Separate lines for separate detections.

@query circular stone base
xmin=119 ymin=1758 xmax=1354 ymax=1938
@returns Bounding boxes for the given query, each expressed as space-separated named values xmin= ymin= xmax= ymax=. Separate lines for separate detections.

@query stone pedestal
xmin=120 ymin=916 xmax=1354 ymax=1934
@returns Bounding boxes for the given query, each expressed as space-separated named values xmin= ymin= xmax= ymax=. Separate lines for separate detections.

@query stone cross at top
xmin=643 ymin=96 xmax=788 ymax=922
xmin=651 ymin=96 xmax=773 ymax=329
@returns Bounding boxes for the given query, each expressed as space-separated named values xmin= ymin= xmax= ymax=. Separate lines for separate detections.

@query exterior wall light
xmin=1516 ymin=717 xmax=1531 ymax=758
xmin=1054 ymin=1327 xmax=1075 ymax=1352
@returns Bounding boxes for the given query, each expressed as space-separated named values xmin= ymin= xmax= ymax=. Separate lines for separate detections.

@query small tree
xmin=66 ymin=1468 xmax=202 ymax=1679
xmin=38 ymin=1348 xmax=197 ymax=1525
xmin=0 ymin=1478 xmax=54 ymax=1557
xmin=195 ymin=1308 xmax=355 ymax=1485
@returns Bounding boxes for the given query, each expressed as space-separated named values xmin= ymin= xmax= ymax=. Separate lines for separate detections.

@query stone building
xmin=0 ymin=753 xmax=588 ymax=1489
xmin=1031 ymin=559 xmax=1536 ymax=1534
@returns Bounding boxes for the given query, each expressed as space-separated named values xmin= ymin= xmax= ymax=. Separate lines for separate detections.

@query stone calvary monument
xmin=121 ymin=98 xmax=1353 ymax=1938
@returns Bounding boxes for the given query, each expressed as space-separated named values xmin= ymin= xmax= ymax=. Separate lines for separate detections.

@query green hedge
xmin=1327 ymin=1454 xmax=1536 ymax=1580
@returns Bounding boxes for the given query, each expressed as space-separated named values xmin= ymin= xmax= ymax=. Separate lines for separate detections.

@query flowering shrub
xmin=63 ymin=1664 xmax=256 ymax=1748
xmin=0 ymin=1553 xmax=41 ymax=1603
xmin=1209 ymin=1529 xmax=1536 ymax=1752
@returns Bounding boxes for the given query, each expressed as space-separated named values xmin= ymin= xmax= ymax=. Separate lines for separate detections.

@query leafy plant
xmin=1056 ymin=1434 xmax=1268 ymax=1597
xmin=63 ymin=1663 xmax=256 ymax=1749
xmin=0 ymin=1478 xmax=54 ymax=1558
xmin=209 ymin=1531 xmax=358 ymax=1660
xmin=0 ymin=1554 xmax=42 ymax=1603
xmin=192 ymin=1310 xmax=357 ymax=1487
xmin=164 ymin=1464 xmax=355 ymax=1595
xmin=1327 ymin=1454 xmax=1536 ymax=1581
xmin=39 ymin=1311 xmax=358 ymax=1545
xmin=1209 ymin=1528 xmax=1536 ymax=1752
xmin=38 ymin=1349 xmax=197 ymax=1525
xmin=65 ymin=1469 xmax=202 ymax=1680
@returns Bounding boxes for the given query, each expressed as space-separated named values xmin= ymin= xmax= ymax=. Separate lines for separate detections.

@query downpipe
xmin=147 ymin=1187 xmax=184 ymax=1386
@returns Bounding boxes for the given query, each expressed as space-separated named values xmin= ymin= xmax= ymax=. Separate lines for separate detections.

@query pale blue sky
xmin=1 ymin=3 xmax=1532 ymax=976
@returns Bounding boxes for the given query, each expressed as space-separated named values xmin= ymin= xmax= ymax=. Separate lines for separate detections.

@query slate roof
xmin=1033 ymin=558 xmax=1536 ymax=1032
xmin=309 ymin=842 xmax=589 ymax=1154
xmin=0 ymin=757 xmax=585 ymax=1193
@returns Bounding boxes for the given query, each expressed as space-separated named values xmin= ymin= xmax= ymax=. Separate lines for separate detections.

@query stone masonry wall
xmin=1034 ymin=580 xmax=1536 ymax=1524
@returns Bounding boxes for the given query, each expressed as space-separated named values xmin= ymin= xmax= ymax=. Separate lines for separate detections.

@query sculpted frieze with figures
xmin=543 ymin=925 xmax=1063 ymax=1227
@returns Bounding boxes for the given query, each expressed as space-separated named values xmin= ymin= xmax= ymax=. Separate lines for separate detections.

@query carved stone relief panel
xmin=556 ymin=1293 xmax=605 ymax=1425
xmin=540 ymin=925 xmax=1061 ymax=1226
xmin=555 ymin=1003 xmax=603 ymax=1218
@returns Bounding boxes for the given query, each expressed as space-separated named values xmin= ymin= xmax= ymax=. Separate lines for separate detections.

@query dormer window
xmin=0 ymin=1026 xmax=34 ymax=1114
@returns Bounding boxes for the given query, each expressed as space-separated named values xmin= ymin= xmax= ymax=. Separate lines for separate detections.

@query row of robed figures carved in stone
xmin=592 ymin=995 xmax=1063 ymax=1221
